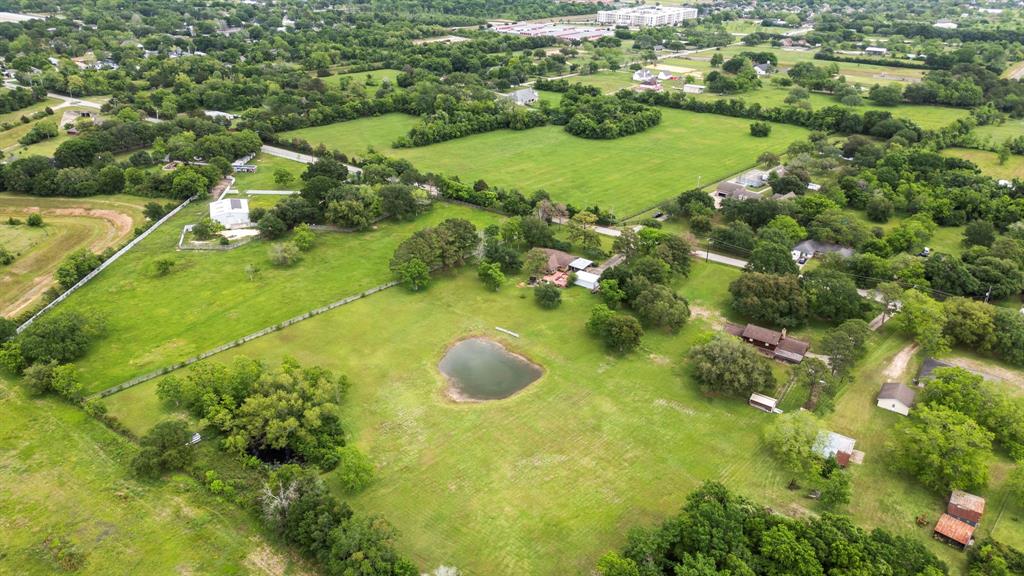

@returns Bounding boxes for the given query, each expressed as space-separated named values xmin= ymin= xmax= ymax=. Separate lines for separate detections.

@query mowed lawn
xmin=104 ymin=262 xmax=816 ymax=575
xmin=942 ymin=147 xmax=1024 ymax=181
xmin=0 ymin=194 xmax=149 ymax=318
xmin=57 ymin=200 xmax=502 ymax=392
xmin=280 ymin=113 xmax=421 ymax=159
xmin=0 ymin=377 xmax=300 ymax=575
xmin=230 ymin=153 xmax=306 ymax=191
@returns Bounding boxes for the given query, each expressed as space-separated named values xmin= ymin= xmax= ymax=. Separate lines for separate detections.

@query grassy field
xmin=942 ymin=147 xmax=1024 ymax=181
xmin=0 ymin=194 xmax=149 ymax=318
xmin=230 ymin=153 xmax=307 ymax=191
xmin=280 ymin=113 xmax=421 ymax=160
xmin=104 ymin=261 xmax=815 ymax=575
xmin=566 ymin=70 xmax=637 ymax=93
xmin=56 ymin=200 xmax=502 ymax=392
xmin=0 ymin=376 xmax=301 ymax=575
xmin=99 ymin=259 xmax=1024 ymax=575
xmin=973 ymin=119 xmax=1024 ymax=145
xmin=280 ymin=109 xmax=808 ymax=217
xmin=322 ymin=68 xmax=402 ymax=93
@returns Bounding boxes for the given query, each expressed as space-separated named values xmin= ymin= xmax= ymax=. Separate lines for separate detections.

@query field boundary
xmin=16 ymin=196 xmax=193 ymax=333
xmin=91 ymin=280 xmax=399 ymax=399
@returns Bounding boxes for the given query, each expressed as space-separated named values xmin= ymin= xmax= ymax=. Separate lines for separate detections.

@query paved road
xmin=261 ymin=144 xmax=363 ymax=174
xmin=692 ymin=250 xmax=748 ymax=268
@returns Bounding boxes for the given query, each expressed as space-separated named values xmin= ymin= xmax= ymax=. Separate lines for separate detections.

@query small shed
xmin=877 ymin=382 xmax=916 ymax=416
xmin=574 ymin=271 xmax=601 ymax=291
xmin=209 ymin=198 xmax=250 ymax=229
xmin=934 ymin=513 xmax=975 ymax=550
xmin=748 ymin=393 xmax=778 ymax=413
xmin=682 ymin=84 xmax=705 ymax=94
xmin=815 ymin=431 xmax=856 ymax=467
xmin=948 ymin=490 xmax=986 ymax=525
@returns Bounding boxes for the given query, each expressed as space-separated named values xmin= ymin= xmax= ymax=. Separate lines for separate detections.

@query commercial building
xmin=596 ymin=6 xmax=697 ymax=28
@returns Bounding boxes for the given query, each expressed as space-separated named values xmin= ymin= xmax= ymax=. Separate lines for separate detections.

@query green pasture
xmin=973 ymin=119 xmax=1024 ymax=145
xmin=230 ymin=153 xmax=306 ymax=191
xmin=942 ymin=147 xmax=1024 ymax=181
xmin=57 ymin=200 xmax=502 ymax=392
xmin=280 ymin=113 xmax=421 ymax=160
xmin=0 ymin=377 xmax=298 ymax=575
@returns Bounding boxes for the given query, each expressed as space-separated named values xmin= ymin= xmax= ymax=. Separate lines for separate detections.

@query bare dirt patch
xmin=244 ymin=540 xmax=293 ymax=576
xmin=883 ymin=343 xmax=919 ymax=382
xmin=45 ymin=207 xmax=133 ymax=247
xmin=689 ymin=305 xmax=726 ymax=330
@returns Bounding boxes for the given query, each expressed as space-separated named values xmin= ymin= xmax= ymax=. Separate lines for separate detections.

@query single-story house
xmin=737 ymin=169 xmax=769 ymax=188
xmin=209 ymin=198 xmax=250 ymax=229
xmin=753 ymin=63 xmax=772 ymax=76
xmin=632 ymin=69 xmax=655 ymax=83
xmin=815 ymin=430 xmax=856 ymax=467
xmin=715 ymin=181 xmax=761 ymax=202
xmin=501 ymin=87 xmax=538 ymax=106
xmin=948 ymin=490 xmax=985 ymax=526
xmin=877 ymin=382 xmax=916 ymax=416
xmin=657 ymin=71 xmax=672 ymax=81
xmin=934 ymin=514 xmax=975 ymax=550
xmin=793 ymin=239 xmax=855 ymax=259
xmin=748 ymin=393 xmax=778 ymax=413
xmin=725 ymin=322 xmax=810 ymax=363
xmin=806 ymin=182 xmax=821 ymax=191
xmin=574 ymin=270 xmax=601 ymax=291
xmin=537 ymin=248 xmax=577 ymax=274
xmin=865 ymin=46 xmax=888 ymax=56
xmin=682 ymin=84 xmax=705 ymax=94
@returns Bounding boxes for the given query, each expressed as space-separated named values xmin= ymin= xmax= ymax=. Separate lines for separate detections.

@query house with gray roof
xmin=793 ymin=239 xmax=855 ymax=259
xmin=877 ymin=382 xmax=916 ymax=416
xmin=501 ymin=88 xmax=539 ymax=106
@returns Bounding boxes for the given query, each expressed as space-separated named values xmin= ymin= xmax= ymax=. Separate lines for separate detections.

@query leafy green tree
xmin=534 ymin=282 xmax=562 ymax=309
xmin=749 ymin=121 xmax=772 ymax=137
xmin=268 ymin=242 xmax=301 ymax=266
xmin=729 ymin=272 xmax=808 ymax=328
xmin=596 ymin=552 xmax=640 ymax=576
xmin=925 ymin=253 xmax=979 ymax=296
xmin=747 ymin=240 xmax=799 ymax=275
xmin=632 ymin=284 xmax=689 ymax=333
xmin=893 ymin=289 xmax=949 ymax=356
xmin=587 ymin=304 xmax=643 ymax=354
xmin=819 ymin=319 xmax=871 ymax=376
xmin=132 ymin=420 xmax=195 ymax=479
xmin=523 ymin=248 xmax=551 ymax=278
xmin=26 ymin=213 xmax=43 ymax=227
xmin=273 ymin=167 xmax=295 ymax=189
xmin=802 ymin=268 xmax=865 ymax=322
xmin=380 ymin=184 xmax=422 ymax=221
xmin=291 ymin=223 xmax=315 ymax=252
xmin=258 ymin=213 xmax=288 ymax=240
xmin=688 ymin=336 xmax=775 ymax=397
xmin=890 ymin=404 xmax=993 ymax=495
xmin=477 ymin=261 xmax=505 ymax=291
xmin=600 ymin=278 xmax=626 ymax=309
xmin=55 ymin=248 xmax=101 ymax=290
xmin=18 ymin=312 xmax=103 ymax=366
xmin=765 ymin=411 xmax=825 ymax=480
xmin=761 ymin=215 xmax=806 ymax=246
xmin=333 ymin=445 xmax=374 ymax=493
xmin=868 ymin=83 xmax=903 ymax=106
xmin=819 ymin=470 xmax=851 ymax=511
xmin=396 ymin=258 xmax=430 ymax=292
xmin=922 ymin=367 xmax=1024 ymax=460
xmin=964 ymin=220 xmax=997 ymax=248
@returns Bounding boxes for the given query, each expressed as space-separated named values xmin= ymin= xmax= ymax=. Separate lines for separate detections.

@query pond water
xmin=439 ymin=337 xmax=542 ymax=401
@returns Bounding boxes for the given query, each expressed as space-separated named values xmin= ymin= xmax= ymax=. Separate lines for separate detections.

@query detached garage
xmin=876 ymin=382 xmax=917 ymax=416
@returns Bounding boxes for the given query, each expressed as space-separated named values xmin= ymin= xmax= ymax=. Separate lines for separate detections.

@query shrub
xmin=268 ymin=242 xmax=301 ymax=266
xmin=587 ymin=304 xmax=643 ymax=353
xmin=132 ymin=420 xmax=195 ymax=479
xmin=334 ymin=445 xmax=374 ymax=493
xmin=26 ymin=213 xmax=43 ymax=227
xmin=292 ymin=223 xmax=315 ymax=251
xmin=750 ymin=121 xmax=772 ymax=137
xmin=534 ymin=282 xmax=562 ymax=309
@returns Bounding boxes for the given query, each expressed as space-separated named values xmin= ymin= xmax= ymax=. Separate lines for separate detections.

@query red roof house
xmin=934 ymin=513 xmax=975 ymax=549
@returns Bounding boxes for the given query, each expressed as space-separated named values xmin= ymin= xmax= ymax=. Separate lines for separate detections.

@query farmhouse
xmin=209 ymin=198 xmax=250 ymax=229
xmin=876 ymin=382 xmax=916 ymax=416
xmin=682 ymin=84 xmax=705 ymax=94
xmin=725 ymin=322 xmax=810 ymax=363
xmin=948 ymin=490 xmax=986 ymax=525
xmin=748 ymin=393 xmax=779 ymax=413
xmin=815 ymin=430 xmax=857 ymax=467
xmin=537 ymin=248 xmax=576 ymax=274
xmin=632 ymin=69 xmax=655 ymax=83
xmin=596 ymin=6 xmax=698 ymax=27
xmin=934 ymin=514 xmax=975 ymax=550
xmin=793 ymin=239 xmax=855 ymax=259
xmin=501 ymin=88 xmax=539 ymax=106
xmin=715 ymin=181 xmax=761 ymax=202
xmin=753 ymin=63 xmax=772 ymax=76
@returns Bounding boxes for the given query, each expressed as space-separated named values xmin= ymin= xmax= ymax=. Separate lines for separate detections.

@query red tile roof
xmin=934 ymin=514 xmax=975 ymax=546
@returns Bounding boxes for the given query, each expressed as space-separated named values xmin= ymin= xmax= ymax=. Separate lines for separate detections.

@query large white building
xmin=209 ymin=198 xmax=251 ymax=229
xmin=596 ymin=6 xmax=697 ymax=27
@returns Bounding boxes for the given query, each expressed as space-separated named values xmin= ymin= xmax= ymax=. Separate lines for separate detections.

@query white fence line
xmin=16 ymin=196 xmax=195 ymax=334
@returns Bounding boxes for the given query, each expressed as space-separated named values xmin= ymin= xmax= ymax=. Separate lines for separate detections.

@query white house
xmin=753 ymin=63 xmax=772 ymax=76
xmin=209 ymin=198 xmax=250 ymax=229
xmin=682 ymin=84 xmax=705 ymax=94
xmin=748 ymin=393 xmax=778 ymax=413
xmin=657 ymin=71 xmax=672 ymax=81
xmin=574 ymin=271 xmax=601 ymax=291
xmin=876 ymin=382 xmax=916 ymax=416
xmin=632 ymin=69 xmax=655 ymax=83
xmin=865 ymin=46 xmax=888 ymax=56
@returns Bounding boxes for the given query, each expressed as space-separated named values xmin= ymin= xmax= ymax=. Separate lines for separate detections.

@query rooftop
xmin=949 ymin=490 xmax=986 ymax=515
xmin=878 ymin=382 xmax=917 ymax=406
xmin=934 ymin=513 xmax=975 ymax=546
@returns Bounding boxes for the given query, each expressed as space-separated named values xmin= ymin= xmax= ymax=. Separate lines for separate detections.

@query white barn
xmin=209 ymin=198 xmax=250 ymax=229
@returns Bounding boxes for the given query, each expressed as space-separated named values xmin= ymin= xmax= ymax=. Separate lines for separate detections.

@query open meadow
xmin=285 ymin=109 xmax=809 ymax=217
xmin=55 ymin=199 xmax=502 ymax=392
xmin=99 ymin=260 xmax=1024 ymax=575
xmin=942 ymin=147 xmax=1024 ymax=181
xmin=0 ymin=194 xmax=149 ymax=318
xmin=0 ymin=376 xmax=301 ymax=575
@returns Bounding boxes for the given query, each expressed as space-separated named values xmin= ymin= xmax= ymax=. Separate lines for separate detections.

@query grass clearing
xmin=230 ymin=152 xmax=306 ymax=191
xmin=58 ymin=200 xmax=502 ymax=392
xmin=942 ymin=147 xmax=1024 ymax=181
xmin=0 ymin=194 xmax=149 ymax=318
xmin=280 ymin=112 xmax=421 ymax=159
xmin=973 ymin=119 xmax=1024 ymax=146
xmin=0 ymin=376 xmax=299 ymax=575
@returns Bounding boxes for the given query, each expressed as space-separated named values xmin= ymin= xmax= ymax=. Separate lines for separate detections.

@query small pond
xmin=439 ymin=337 xmax=542 ymax=401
